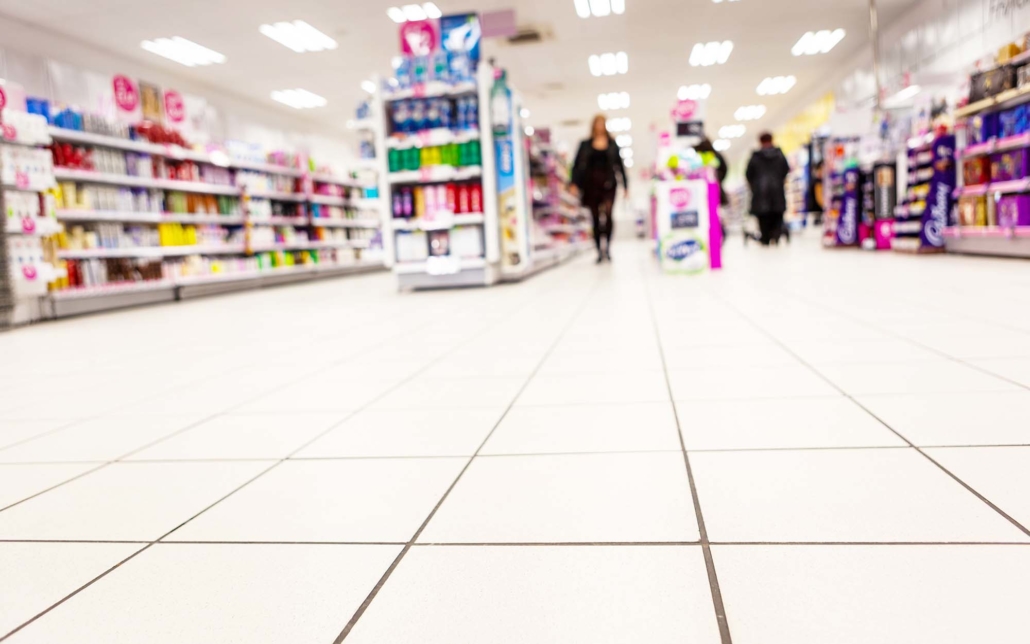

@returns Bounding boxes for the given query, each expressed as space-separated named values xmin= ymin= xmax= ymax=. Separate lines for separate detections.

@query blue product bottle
xmin=431 ymin=51 xmax=450 ymax=83
xmin=440 ymin=98 xmax=453 ymax=130
xmin=448 ymin=51 xmax=470 ymax=84
xmin=395 ymin=56 xmax=413 ymax=89
xmin=413 ymin=55 xmax=430 ymax=85
xmin=392 ymin=100 xmax=409 ymax=134
xmin=467 ymin=96 xmax=479 ymax=131
xmin=411 ymin=99 xmax=426 ymax=133
xmin=426 ymin=99 xmax=441 ymax=130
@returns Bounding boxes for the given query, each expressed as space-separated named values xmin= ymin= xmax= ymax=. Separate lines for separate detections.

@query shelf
xmin=309 ymin=194 xmax=348 ymax=207
xmin=955 ymin=178 xmax=1030 ymax=197
xmin=250 ymin=216 xmax=309 ymax=226
xmin=57 ymin=244 xmax=247 ymax=259
xmin=352 ymin=198 xmax=381 ymax=211
xmin=310 ymin=173 xmax=363 ymax=188
xmin=247 ymin=190 xmax=306 ymax=202
xmin=251 ymin=240 xmax=365 ymax=252
xmin=55 ymin=210 xmax=245 ymax=225
xmin=961 ymin=133 xmax=1030 ymax=159
xmin=391 ymin=213 xmax=485 ymax=230
xmin=53 ymin=168 xmax=240 ymax=195
xmin=229 ymin=160 xmax=304 ymax=177
xmin=388 ymin=165 xmax=482 ymax=184
xmin=384 ymin=81 xmax=478 ymax=101
xmin=174 ymin=264 xmax=314 ymax=287
xmin=5 ymin=217 xmax=62 ymax=236
xmin=944 ymin=225 xmax=1030 ymax=257
xmin=49 ymin=280 xmax=177 ymax=300
xmin=394 ymin=256 xmax=486 ymax=274
xmin=386 ymin=128 xmax=480 ymax=149
xmin=956 ymin=84 xmax=1030 ymax=118
xmin=310 ymin=218 xmax=381 ymax=228
xmin=348 ymin=118 xmax=378 ymax=132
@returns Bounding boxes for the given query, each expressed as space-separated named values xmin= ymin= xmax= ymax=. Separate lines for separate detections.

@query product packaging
xmin=963 ymin=156 xmax=991 ymax=185
xmin=958 ymin=195 xmax=988 ymax=226
xmin=996 ymin=194 xmax=1030 ymax=227
xmin=998 ymin=105 xmax=1029 ymax=138
xmin=990 ymin=148 xmax=1029 ymax=182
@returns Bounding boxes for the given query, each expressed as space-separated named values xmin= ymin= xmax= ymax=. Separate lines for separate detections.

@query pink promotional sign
xmin=671 ymin=99 xmax=698 ymax=122
xmin=164 ymin=90 xmax=185 ymax=123
xmin=669 ymin=187 xmax=691 ymax=209
xmin=400 ymin=20 xmax=439 ymax=56
xmin=0 ymin=85 xmax=6 ymax=110
xmin=113 ymin=75 xmax=139 ymax=112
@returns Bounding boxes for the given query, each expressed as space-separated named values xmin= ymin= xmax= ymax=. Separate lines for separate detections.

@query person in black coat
xmin=570 ymin=114 xmax=628 ymax=263
xmin=745 ymin=132 xmax=791 ymax=245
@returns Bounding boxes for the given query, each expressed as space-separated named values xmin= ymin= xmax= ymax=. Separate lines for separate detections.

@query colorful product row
xmin=963 ymin=148 xmax=1029 ymax=184
xmin=958 ymin=194 xmax=1030 ymax=227
xmin=395 ymin=227 xmax=484 ymax=263
xmin=969 ymin=105 xmax=1030 ymax=144
xmin=51 ymin=144 xmax=234 ymax=185
xmin=390 ymin=97 xmax=479 ymax=134
xmin=388 ymin=141 xmax=482 ymax=172
xmin=391 ymin=183 xmax=483 ymax=219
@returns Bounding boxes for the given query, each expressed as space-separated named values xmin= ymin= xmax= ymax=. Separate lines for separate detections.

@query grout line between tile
xmin=644 ymin=267 xmax=734 ymax=644
xmin=331 ymin=276 xmax=603 ymax=643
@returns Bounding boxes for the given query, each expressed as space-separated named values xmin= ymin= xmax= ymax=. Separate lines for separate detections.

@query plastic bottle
xmin=470 ymin=184 xmax=483 ymax=213
xmin=432 ymin=50 xmax=450 ymax=83
xmin=411 ymin=99 xmax=426 ymax=133
xmin=401 ymin=187 xmax=413 ymax=218
xmin=467 ymin=96 xmax=479 ymax=131
xmin=424 ymin=183 xmax=437 ymax=218
xmin=445 ymin=183 xmax=457 ymax=213
xmin=440 ymin=98 xmax=453 ymax=130
xmin=393 ymin=190 xmax=403 ymax=217
xmin=413 ymin=186 xmax=425 ymax=219
xmin=457 ymin=184 xmax=470 ymax=213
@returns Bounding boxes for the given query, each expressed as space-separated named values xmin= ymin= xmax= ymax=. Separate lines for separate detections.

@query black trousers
xmin=757 ymin=212 xmax=785 ymax=245
xmin=588 ymin=195 xmax=615 ymax=252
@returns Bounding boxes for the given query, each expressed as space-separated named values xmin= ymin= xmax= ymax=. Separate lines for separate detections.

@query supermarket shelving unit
xmin=528 ymin=138 xmax=592 ymax=274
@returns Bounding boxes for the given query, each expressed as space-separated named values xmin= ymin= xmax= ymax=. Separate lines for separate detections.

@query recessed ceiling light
xmin=623 ymin=158 xmax=635 ymax=168
xmin=525 ymin=126 xmax=535 ymax=136
xmin=678 ymin=84 xmax=712 ymax=100
xmin=606 ymin=117 xmax=631 ymax=132
xmin=616 ymin=134 xmax=632 ymax=147
xmin=361 ymin=80 xmax=377 ymax=94
xmin=689 ymin=41 xmax=733 ymax=67
xmin=713 ymin=139 xmax=731 ymax=151
xmin=791 ymin=29 xmax=845 ymax=56
xmin=756 ymin=76 xmax=797 ymax=95
xmin=588 ymin=52 xmax=629 ymax=77
xmin=734 ymin=104 xmax=766 ymax=121
xmin=598 ymin=92 xmax=631 ymax=110
xmin=575 ymin=0 xmax=625 ymax=18
xmin=259 ymin=20 xmax=338 ymax=53
xmin=140 ymin=37 xmax=226 ymax=67
xmin=718 ymin=124 xmax=745 ymax=139
xmin=271 ymin=88 xmax=328 ymax=109
xmin=712 ymin=0 xmax=740 ymax=3
xmin=520 ymin=107 xmax=531 ymax=118
xmin=387 ymin=3 xmax=441 ymax=22
xmin=620 ymin=147 xmax=633 ymax=159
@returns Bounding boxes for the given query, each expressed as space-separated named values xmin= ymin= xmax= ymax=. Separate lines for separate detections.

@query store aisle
xmin=2 ymin=235 xmax=1030 ymax=643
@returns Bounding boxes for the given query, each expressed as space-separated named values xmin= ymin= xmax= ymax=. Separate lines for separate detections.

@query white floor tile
xmin=678 ymin=398 xmax=905 ymax=451
xmin=662 ymin=343 xmax=800 ymax=369
xmin=926 ymin=446 xmax=1030 ymax=531
xmin=167 ymin=458 xmax=465 ymax=542
xmin=0 ymin=463 xmax=98 ymax=510
xmin=668 ymin=364 xmax=839 ymax=401
xmin=296 ymin=408 xmax=502 ymax=458
xmin=345 ymin=546 xmax=721 ymax=644
xmin=713 ymin=545 xmax=1030 ymax=643
xmin=968 ymin=357 xmax=1030 ymax=387
xmin=516 ymin=372 xmax=669 ymax=406
xmin=419 ymin=452 xmax=698 ymax=543
xmin=232 ymin=377 xmax=398 ymax=413
xmin=0 ymin=461 xmax=270 ymax=540
xmin=371 ymin=376 xmax=525 ymax=410
xmin=690 ymin=449 xmax=1028 ymax=542
xmin=0 ymin=420 xmax=73 ymax=451
xmin=0 ymin=416 xmax=207 ymax=463
xmin=0 ymin=542 xmax=141 ymax=637
xmin=817 ymin=360 xmax=1019 ymax=395
xmin=782 ymin=338 xmax=944 ymax=365
xmin=857 ymin=391 xmax=1030 ymax=446
xmin=482 ymin=402 xmax=681 ymax=455
xmin=126 ymin=413 xmax=346 ymax=460
xmin=5 ymin=543 xmax=400 ymax=644
xmin=536 ymin=348 xmax=664 ymax=376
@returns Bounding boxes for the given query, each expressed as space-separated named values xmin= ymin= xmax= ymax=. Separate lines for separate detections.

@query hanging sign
xmin=0 ymin=85 xmax=7 ymax=110
xmin=112 ymin=75 xmax=139 ymax=113
xmin=164 ymin=90 xmax=186 ymax=123
xmin=400 ymin=20 xmax=439 ymax=56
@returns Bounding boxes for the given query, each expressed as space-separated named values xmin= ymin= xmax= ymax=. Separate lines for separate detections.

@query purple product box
xmin=970 ymin=112 xmax=998 ymax=145
xmin=996 ymin=195 xmax=1030 ymax=227
xmin=998 ymin=105 xmax=1029 ymax=138
xmin=990 ymin=148 xmax=1030 ymax=181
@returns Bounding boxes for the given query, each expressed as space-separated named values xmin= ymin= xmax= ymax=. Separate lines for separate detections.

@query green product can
xmin=388 ymin=148 xmax=400 ymax=173
xmin=469 ymin=140 xmax=482 ymax=166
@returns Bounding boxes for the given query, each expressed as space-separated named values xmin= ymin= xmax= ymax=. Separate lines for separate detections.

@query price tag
xmin=2 ymin=124 xmax=16 ymax=140
xmin=412 ymin=83 xmax=426 ymax=98
xmin=426 ymin=255 xmax=460 ymax=275
xmin=417 ymin=130 xmax=432 ymax=146
xmin=21 ymin=265 xmax=38 ymax=281
xmin=423 ymin=210 xmax=454 ymax=231
xmin=419 ymin=166 xmax=433 ymax=182
xmin=15 ymin=171 xmax=29 ymax=190
xmin=20 ymin=217 xmax=36 ymax=234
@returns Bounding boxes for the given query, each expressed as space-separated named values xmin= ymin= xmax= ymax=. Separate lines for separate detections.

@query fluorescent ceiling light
xmin=734 ymin=104 xmax=766 ymax=121
xmin=574 ymin=0 xmax=591 ymax=17
xmin=271 ymin=88 xmax=328 ymax=109
xmin=616 ymin=134 xmax=632 ymax=147
xmin=598 ymin=92 xmax=631 ymax=110
xmin=623 ymin=158 xmax=634 ymax=168
xmin=718 ymin=124 xmax=746 ymax=139
xmin=689 ymin=41 xmax=733 ymax=67
xmin=713 ymin=139 xmax=731 ymax=151
xmin=606 ymin=117 xmax=631 ymax=132
xmin=611 ymin=0 xmax=625 ymax=13
xmin=361 ymin=80 xmax=377 ymax=93
xmin=387 ymin=3 xmax=440 ymax=22
xmin=884 ymin=84 xmax=922 ymax=107
xmin=588 ymin=52 xmax=628 ymax=77
xmin=756 ymin=75 xmax=796 ymax=95
xmin=259 ymin=20 xmax=337 ymax=53
xmin=620 ymin=147 xmax=633 ymax=159
xmin=712 ymin=0 xmax=741 ymax=2
xmin=792 ymin=29 xmax=845 ymax=56
xmin=678 ymin=84 xmax=712 ymax=100
xmin=140 ymin=37 xmax=226 ymax=67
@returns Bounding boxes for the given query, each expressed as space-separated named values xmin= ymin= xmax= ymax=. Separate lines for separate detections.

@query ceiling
xmin=0 ymin=0 xmax=922 ymax=167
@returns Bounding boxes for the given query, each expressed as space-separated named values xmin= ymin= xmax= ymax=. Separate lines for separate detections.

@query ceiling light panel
xmin=719 ymin=124 xmax=746 ymax=139
xmin=271 ymin=88 xmax=328 ymax=109
xmin=616 ymin=134 xmax=632 ymax=147
xmin=598 ymin=92 xmax=631 ymax=110
xmin=713 ymin=139 xmax=731 ymax=151
xmin=734 ymin=105 xmax=766 ymax=121
xmin=259 ymin=20 xmax=337 ymax=53
xmin=140 ymin=37 xmax=226 ymax=67
xmin=620 ymin=148 xmax=633 ymax=159
xmin=791 ymin=29 xmax=845 ymax=56
xmin=624 ymin=158 xmax=635 ymax=168
xmin=756 ymin=75 xmax=796 ymax=95
xmin=361 ymin=80 xmax=377 ymax=93
xmin=387 ymin=3 xmax=442 ymax=22
xmin=588 ymin=52 xmax=629 ymax=77
xmin=678 ymin=84 xmax=712 ymax=100
xmin=606 ymin=117 xmax=631 ymax=133
xmin=689 ymin=41 xmax=733 ymax=67
xmin=576 ymin=0 xmax=625 ymax=18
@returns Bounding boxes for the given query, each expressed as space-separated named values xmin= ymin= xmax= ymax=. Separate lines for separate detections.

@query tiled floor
xmin=2 ymin=235 xmax=1030 ymax=643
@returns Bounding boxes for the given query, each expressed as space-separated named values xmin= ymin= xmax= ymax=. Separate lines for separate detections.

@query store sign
xmin=0 ymin=85 xmax=6 ymax=110
xmin=400 ymin=20 xmax=439 ymax=56
xmin=164 ymin=90 xmax=186 ymax=123
xmin=835 ymin=168 xmax=859 ymax=246
xmin=921 ymin=135 xmax=955 ymax=248
xmin=112 ymin=75 xmax=139 ymax=112
xmin=671 ymin=99 xmax=698 ymax=122
xmin=440 ymin=13 xmax=481 ymax=62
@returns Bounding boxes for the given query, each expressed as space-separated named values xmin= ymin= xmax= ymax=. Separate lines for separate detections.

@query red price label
xmin=21 ymin=217 xmax=36 ymax=234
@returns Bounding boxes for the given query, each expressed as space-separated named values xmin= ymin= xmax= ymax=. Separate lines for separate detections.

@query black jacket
xmin=571 ymin=139 xmax=628 ymax=194
xmin=746 ymin=146 xmax=790 ymax=215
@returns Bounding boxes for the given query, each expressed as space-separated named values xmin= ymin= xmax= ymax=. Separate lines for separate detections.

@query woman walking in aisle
xmin=570 ymin=114 xmax=628 ymax=263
